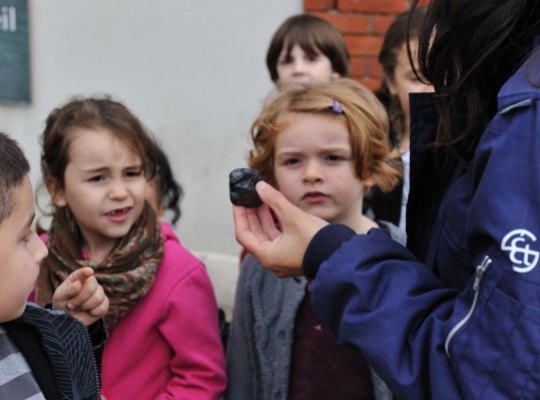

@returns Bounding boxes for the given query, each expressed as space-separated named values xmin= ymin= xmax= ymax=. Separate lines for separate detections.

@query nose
xmin=108 ymin=179 xmax=128 ymax=200
xmin=303 ymin=160 xmax=323 ymax=184
xmin=292 ymin=59 xmax=306 ymax=75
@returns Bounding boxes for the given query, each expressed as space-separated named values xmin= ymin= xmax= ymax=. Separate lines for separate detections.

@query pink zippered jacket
xmin=35 ymin=222 xmax=227 ymax=399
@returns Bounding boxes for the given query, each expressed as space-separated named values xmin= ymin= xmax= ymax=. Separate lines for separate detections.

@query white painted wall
xmin=1 ymin=0 xmax=303 ymax=312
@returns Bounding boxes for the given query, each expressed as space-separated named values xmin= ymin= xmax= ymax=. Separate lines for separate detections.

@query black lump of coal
xmin=229 ymin=168 xmax=264 ymax=208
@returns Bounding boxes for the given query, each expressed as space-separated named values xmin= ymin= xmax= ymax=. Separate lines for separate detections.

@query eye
xmin=88 ymin=175 xmax=104 ymax=182
xmin=23 ymin=229 xmax=34 ymax=243
xmin=125 ymin=169 xmax=143 ymax=178
xmin=279 ymin=56 xmax=293 ymax=65
xmin=307 ymin=54 xmax=319 ymax=62
xmin=284 ymin=157 xmax=300 ymax=166
xmin=326 ymin=154 xmax=344 ymax=162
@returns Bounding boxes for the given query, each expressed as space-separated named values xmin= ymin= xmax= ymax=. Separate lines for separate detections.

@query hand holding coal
xmin=229 ymin=168 xmax=264 ymax=208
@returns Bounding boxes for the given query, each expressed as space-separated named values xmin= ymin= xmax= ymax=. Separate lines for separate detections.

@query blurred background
xmin=0 ymin=0 xmax=409 ymax=316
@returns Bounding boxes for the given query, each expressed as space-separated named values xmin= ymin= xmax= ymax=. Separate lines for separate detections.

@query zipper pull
xmin=474 ymin=256 xmax=492 ymax=291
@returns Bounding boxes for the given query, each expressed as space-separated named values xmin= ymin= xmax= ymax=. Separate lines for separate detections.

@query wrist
xmin=302 ymin=224 xmax=356 ymax=279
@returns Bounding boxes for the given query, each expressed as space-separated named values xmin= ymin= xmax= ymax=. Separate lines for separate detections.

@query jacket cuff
xmin=302 ymin=224 xmax=356 ymax=279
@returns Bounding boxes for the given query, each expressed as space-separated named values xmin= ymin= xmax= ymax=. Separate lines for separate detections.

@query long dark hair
xmin=154 ymin=145 xmax=183 ymax=226
xmin=411 ymin=0 xmax=540 ymax=160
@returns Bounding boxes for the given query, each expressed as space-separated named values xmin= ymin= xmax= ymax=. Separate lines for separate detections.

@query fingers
xmin=53 ymin=267 xmax=94 ymax=304
xmin=68 ymin=277 xmax=101 ymax=310
xmin=66 ymin=267 xmax=94 ymax=285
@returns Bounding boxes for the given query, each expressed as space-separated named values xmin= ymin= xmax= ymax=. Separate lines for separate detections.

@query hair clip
xmin=332 ymin=99 xmax=343 ymax=114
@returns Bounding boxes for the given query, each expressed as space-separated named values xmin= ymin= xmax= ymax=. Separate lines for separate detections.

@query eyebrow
xmin=277 ymin=146 xmax=350 ymax=155
xmin=81 ymin=167 xmax=109 ymax=174
xmin=81 ymin=163 xmax=143 ymax=174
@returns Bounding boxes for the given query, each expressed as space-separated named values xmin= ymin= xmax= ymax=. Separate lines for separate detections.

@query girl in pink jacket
xmin=35 ymin=96 xmax=227 ymax=399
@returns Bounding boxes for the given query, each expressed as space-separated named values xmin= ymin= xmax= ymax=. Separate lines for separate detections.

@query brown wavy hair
xmin=39 ymin=96 xmax=157 ymax=220
xmin=249 ymin=78 xmax=402 ymax=191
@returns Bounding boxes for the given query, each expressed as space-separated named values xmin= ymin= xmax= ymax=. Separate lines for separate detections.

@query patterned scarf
xmin=37 ymin=203 xmax=164 ymax=330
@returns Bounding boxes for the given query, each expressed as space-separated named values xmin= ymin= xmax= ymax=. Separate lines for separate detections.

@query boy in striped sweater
xmin=0 ymin=131 xmax=109 ymax=400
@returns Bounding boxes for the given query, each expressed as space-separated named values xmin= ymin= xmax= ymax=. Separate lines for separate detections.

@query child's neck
xmin=336 ymin=208 xmax=379 ymax=235
xmin=348 ymin=214 xmax=379 ymax=235
xmin=399 ymin=120 xmax=411 ymax=152
xmin=82 ymin=238 xmax=118 ymax=264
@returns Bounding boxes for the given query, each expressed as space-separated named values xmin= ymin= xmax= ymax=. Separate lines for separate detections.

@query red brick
xmin=350 ymin=57 xmax=367 ymax=76
xmin=338 ymin=0 xmax=406 ymax=13
xmin=311 ymin=12 xmax=369 ymax=34
xmin=354 ymin=77 xmax=382 ymax=92
xmin=372 ymin=15 xmax=396 ymax=35
xmin=344 ymin=35 xmax=384 ymax=57
xmin=368 ymin=58 xmax=383 ymax=78
xmin=304 ymin=0 xmax=336 ymax=11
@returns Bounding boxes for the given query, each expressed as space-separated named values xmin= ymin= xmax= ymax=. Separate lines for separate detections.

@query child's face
xmin=387 ymin=41 xmax=434 ymax=129
xmin=273 ymin=113 xmax=368 ymax=229
xmin=52 ymin=127 xmax=146 ymax=255
xmin=0 ymin=175 xmax=48 ymax=322
xmin=276 ymin=44 xmax=339 ymax=86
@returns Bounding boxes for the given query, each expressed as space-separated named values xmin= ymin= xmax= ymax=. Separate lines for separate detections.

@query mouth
xmin=106 ymin=207 xmax=132 ymax=216
xmin=302 ymin=192 xmax=328 ymax=204
xmin=105 ymin=207 xmax=132 ymax=222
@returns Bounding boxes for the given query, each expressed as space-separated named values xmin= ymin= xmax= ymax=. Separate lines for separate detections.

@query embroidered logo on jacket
xmin=501 ymin=229 xmax=539 ymax=273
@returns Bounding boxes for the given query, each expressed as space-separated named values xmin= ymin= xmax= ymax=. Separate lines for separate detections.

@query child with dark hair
xmin=0 ymin=131 xmax=108 ymax=400
xmin=266 ymin=14 xmax=350 ymax=86
xmin=367 ymin=7 xmax=433 ymax=229
xmin=36 ymin=96 xmax=226 ymax=399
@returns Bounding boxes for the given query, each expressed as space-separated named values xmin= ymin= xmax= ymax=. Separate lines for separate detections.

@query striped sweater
xmin=0 ymin=325 xmax=45 ymax=399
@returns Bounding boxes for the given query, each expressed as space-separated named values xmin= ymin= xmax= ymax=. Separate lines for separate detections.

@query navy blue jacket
xmin=303 ymin=50 xmax=540 ymax=399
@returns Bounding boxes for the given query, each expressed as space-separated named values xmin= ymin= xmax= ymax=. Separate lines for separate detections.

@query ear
xmin=331 ymin=71 xmax=340 ymax=80
xmin=363 ymin=176 xmax=376 ymax=189
xmin=46 ymin=177 xmax=67 ymax=207
xmin=385 ymin=76 xmax=398 ymax=96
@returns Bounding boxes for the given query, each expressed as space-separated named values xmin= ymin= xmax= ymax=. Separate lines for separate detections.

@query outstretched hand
xmin=233 ymin=181 xmax=328 ymax=278
xmin=52 ymin=267 xmax=109 ymax=326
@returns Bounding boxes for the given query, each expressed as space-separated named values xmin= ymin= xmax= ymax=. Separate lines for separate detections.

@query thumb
xmin=256 ymin=181 xmax=294 ymax=215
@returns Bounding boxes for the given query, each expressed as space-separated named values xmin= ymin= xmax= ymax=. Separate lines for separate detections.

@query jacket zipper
xmin=445 ymin=255 xmax=492 ymax=358
xmin=77 ymin=319 xmax=101 ymax=400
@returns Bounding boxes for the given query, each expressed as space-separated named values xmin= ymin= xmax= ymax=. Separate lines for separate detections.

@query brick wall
xmin=305 ymin=0 xmax=410 ymax=91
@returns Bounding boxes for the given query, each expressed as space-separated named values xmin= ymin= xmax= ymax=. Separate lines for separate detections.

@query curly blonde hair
xmin=249 ymin=78 xmax=402 ymax=191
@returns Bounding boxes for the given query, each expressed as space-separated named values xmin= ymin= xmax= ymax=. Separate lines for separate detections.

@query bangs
xmin=282 ymin=29 xmax=321 ymax=58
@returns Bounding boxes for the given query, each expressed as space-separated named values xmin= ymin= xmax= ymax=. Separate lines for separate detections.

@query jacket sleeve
xmin=224 ymin=256 xmax=258 ymax=400
xmin=156 ymin=264 xmax=227 ymax=400
xmin=308 ymin=98 xmax=540 ymax=400
xmin=309 ymin=228 xmax=461 ymax=399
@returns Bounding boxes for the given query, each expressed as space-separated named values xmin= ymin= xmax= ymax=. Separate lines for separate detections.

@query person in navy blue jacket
xmin=232 ymin=0 xmax=540 ymax=398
